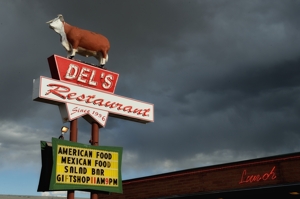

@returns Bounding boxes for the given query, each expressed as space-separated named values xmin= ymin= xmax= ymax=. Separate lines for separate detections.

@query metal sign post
xmin=90 ymin=122 xmax=100 ymax=199
xmin=67 ymin=119 xmax=78 ymax=199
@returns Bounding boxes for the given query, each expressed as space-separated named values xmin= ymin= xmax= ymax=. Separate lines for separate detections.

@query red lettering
xmin=71 ymin=107 xmax=78 ymax=115
xmin=239 ymin=166 xmax=276 ymax=184
xmin=93 ymin=99 xmax=104 ymax=106
xmin=270 ymin=166 xmax=276 ymax=180
xmin=71 ymin=106 xmax=90 ymax=115
xmin=105 ymin=101 xmax=113 ymax=107
xmin=116 ymin=103 xmax=123 ymax=110
xmin=67 ymin=92 xmax=77 ymax=100
xmin=76 ymin=94 xmax=85 ymax=101
xmin=262 ymin=173 xmax=269 ymax=180
xmin=133 ymin=108 xmax=143 ymax=115
xmin=45 ymin=84 xmax=70 ymax=99
xmin=105 ymin=101 xmax=117 ymax=108
xmin=43 ymin=83 xmax=152 ymax=119
xmin=86 ymin=95 xmax=95 ymax=103
xmin=142 ymin=108 xmax=150 ymax=116
xmin=123 ymin=106 xmax=133 ymax=113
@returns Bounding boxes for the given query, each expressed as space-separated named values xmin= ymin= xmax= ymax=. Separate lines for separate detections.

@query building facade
xmin=99 ymin=152 xmax=300 ymax=199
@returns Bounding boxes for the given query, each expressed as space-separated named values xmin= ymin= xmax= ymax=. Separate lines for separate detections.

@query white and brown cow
xmin=47 ymin=14 xmax=110 ymax=67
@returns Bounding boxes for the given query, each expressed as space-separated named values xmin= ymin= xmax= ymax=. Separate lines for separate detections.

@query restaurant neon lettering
xmin=45 ymin=83 xmax=151 ymax=117
xmin=239 ymin=166 xmax=277 ymax=184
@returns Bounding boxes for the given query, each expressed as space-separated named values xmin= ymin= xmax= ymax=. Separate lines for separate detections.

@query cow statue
xmin=47 ymin=14 xmax=110 ymax=67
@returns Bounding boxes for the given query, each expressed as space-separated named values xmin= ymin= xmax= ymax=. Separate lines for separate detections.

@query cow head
xmin=46 ymin=14 xmax=65 ymax=34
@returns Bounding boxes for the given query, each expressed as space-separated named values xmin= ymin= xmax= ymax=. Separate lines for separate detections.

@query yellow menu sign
xmin=49 ymin=138 xmax=123 ymax=193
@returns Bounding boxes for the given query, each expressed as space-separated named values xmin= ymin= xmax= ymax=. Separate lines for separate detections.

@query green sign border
xmin=49 ymin=138 xmax=123 ymax=193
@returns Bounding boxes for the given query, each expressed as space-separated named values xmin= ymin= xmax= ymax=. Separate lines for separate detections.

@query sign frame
xmin=49 ymin=138 xmax=123 ymax=193
xmin=48 ymin=55 xmax=119 ymax=94
xmin=33 ymin=76 xmax=154 ymax=124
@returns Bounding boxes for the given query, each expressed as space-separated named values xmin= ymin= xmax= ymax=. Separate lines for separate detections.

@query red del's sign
xmin=48 ymin=55 xmax=119 ymax=93
xmin=33 ymin=55 xmax=154 ymax=126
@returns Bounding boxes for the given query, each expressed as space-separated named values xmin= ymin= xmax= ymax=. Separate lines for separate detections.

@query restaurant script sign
xmin=33 ymin=55 xmax=154 ymax=125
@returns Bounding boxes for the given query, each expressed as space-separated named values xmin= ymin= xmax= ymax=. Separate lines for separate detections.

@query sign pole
xmin=91 ymin=122 xmax=99 ymax=146
xmin=90 ymin=122 xmax=100 ymax=199
xmin=67 ymin=119 xmax=78 ymax=199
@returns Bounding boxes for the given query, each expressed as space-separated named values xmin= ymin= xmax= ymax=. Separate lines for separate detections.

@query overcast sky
xmin=1 ymin=0 xmax=300 ymax=197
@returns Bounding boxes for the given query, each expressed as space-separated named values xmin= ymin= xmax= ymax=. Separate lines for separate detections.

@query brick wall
xmin=98 ymin=153 xmax=300 ymax=199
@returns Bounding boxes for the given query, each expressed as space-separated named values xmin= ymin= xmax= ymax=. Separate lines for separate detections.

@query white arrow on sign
xmin=59 ymin=103 xmax=108 ymax=127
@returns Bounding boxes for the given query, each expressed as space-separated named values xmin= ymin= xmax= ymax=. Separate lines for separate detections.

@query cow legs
xmin=67 ymin=48 xmax=78 ymax=59
xmin=67 ymin=51 xmax=73 ymax=59
xmin=100 ymin=57 xmax=106 ymax=66
xmin=100 ymin=55 xmax=108 ymax=67
xmin=96 ymin=52 xmax=108 ymax=68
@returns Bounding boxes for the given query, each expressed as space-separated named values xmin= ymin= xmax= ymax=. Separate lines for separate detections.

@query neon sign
xmin=33 ymin=55 xmax=154 ymax=126
xmin=33 ymin=76 xmax=154 ymax=125
xmin=48 ymin=55 xmax=119 ymax=93
xmin=239 ymin=166 xmax=277 ymax=184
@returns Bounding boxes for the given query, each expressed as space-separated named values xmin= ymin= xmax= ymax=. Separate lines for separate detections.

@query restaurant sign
xmin=38 ymin=138 xmax=123 ymax=193
xmin=32 ymin=55 xmax=154 ymax=126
